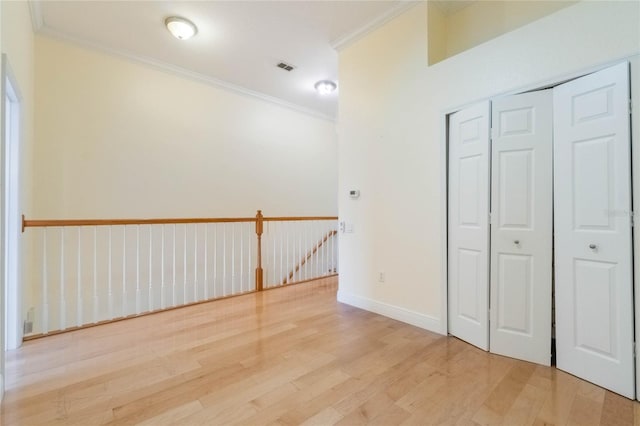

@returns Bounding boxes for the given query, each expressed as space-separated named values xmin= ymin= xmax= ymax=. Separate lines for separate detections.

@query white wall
xmin=34 ymin=36 xmax=337 ymax=220
xmin=337 ymin=1 xmax=640 ymax=334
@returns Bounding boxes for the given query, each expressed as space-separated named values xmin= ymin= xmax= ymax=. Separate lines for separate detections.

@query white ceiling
xmin=33 ymin=0 xmax=419 ymax=120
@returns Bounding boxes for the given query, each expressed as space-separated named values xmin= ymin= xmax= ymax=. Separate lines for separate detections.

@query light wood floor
xmin=1 ymin=277 xmax=639 ymax=425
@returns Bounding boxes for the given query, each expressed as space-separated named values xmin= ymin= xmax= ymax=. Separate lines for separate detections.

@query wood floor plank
xmin=600 ymin=391 xmax=635 ymax=426
xmin=1 ymin=276 xmax=638 ymax=425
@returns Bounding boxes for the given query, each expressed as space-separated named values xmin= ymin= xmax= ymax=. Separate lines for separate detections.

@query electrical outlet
xmin=378 ymin=272 xmax=385 ymax=283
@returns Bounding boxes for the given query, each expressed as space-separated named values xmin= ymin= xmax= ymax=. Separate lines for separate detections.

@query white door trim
xmin=2 ymin=55 xmax=24 ymax=355
xmin=631 ymin=57 xmax=640 ymax=402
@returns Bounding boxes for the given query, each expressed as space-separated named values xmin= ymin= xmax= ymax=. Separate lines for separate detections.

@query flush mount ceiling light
xmin=314 ymin=80 xmax=337 ymax=95
xmin=165 ymin=16 xmax=198 ymax=40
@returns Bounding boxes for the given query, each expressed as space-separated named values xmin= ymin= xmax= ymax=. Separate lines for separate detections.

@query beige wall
xmin=445 ymin=1 xmax=576 ymax=58
xmin=337 ymin=1 xmax=640 ymax=333
xmin=34 ymin=36 xmax=337 ymax=219
xmin=427 ymin=2 xmax=446 ymax=65
xmin=1 ymin=0 xmax=35 ymax=395
xmin=428 ymin=0 xmax=576 ymax=64
xmin=3 ymin=1 xmax=34 ymax=216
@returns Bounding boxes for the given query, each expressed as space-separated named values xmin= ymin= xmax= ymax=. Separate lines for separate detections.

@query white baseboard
xmin=337 ymin=290 xmax=443 ymax=335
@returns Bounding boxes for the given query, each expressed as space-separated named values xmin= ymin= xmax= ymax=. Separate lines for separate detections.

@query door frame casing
xmin=1 ymin=54 xmax=24 ymax=357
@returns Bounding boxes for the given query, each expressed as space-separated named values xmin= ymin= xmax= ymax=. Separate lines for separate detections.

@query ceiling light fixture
xmin=314 ymin=80 xmax=337 ymax=95
xmin=165 ymin=16 xmax=198 ymax=40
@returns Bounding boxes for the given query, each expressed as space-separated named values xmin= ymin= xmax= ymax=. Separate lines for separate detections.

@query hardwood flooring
xmin=1 ymin=276 xmax=639 ymax=425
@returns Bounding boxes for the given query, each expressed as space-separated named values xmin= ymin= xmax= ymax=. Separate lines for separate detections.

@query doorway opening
xmin=444 ymin=61 xmax=635 ymax=399
xmin=3 ymin=56 xmax=23 ymax=354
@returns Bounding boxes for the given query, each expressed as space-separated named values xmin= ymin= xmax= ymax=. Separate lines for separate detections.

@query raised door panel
xmin=574 ymin=259 xmax=618 ymax=360
xmin=496 ymin=253 xmax=532 ymax=335
xmin=457 ymin=249 xmax=481 ymax=324
xmin=498 ymin=149 xmax=533 ymax=229
xmin=458 ymin=155 xmax=482 ymax=227
xmin=572 ymin=136 xmax=614 ymax=230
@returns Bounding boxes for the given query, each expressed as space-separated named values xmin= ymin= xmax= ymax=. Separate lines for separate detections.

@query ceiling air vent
xmin=276 ymin=62 xmax=295 ymax=72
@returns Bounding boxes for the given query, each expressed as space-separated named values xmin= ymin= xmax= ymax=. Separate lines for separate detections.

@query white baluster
xmin=240 ymin=222 xmax=243 ymax=292
xmin=161 ymin=225 xmax=165 ymax=310
xmin=122 ymin=226 xmax=127 ymax=317
xmin=318 ymin=223 xmax=322 ymax=277
xmin=204 ymin=224 xmax=208 ymax=300
xmin=183 ymin=224 xmax=187 ymax=304
xmin=214 ymin=224 xmax=218 ymax=298
xmin=135 ymin=225 xmax=141 ymax=314
xmin=223 ymin=224 xmax=227 ymax=296
xmin=320 ymin=222 xmax=324 ymax=277
xmin=194 ymin=224 xmax=198 ymax=302
xmin=286 ymin=221 xmax=290 ymax=284
xmin=77 ymin=227 xmax=82 ymax=327
xmin=172 ymin=224 xmax=176 ymax=307
xmin=233 ymin=223 xmax=237 ymax=294
xmin=42 ymin=229 xmax=49 ymax=334
xmin=108 ymin=226 xmax=113 ymax=319
xmin=149 ymin=225 xmax=153 ymax=312
xmin=93 ymin=227 xmax=98 ymax=322
xmin=313 ymin=222 xmax=317 ymax=278
xmin=272 ymin=222 xmax=276 ymax=287
xmin=299 ymin=224 xmax=303 ymax=283
xmin=60 ymin=227 xmax=66 ymax=330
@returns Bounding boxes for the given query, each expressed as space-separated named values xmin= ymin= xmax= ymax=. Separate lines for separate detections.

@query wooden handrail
xmin=263 ymin=216 xmax=338 ymax=222
xmin=22 ymin=216 xmax=256 ymax=230
xmin=22 ymin=215 xmax=339 ymax=231
xmin=283 ymin=230 xmax=338 ymax=285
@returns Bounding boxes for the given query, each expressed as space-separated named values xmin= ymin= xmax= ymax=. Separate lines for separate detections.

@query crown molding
xmin=28 ymin=0 xmax=44 ymax=32
xmin=330 ymin=1 xmax=420 ymax=52
xmin=33 ymin=22 xmax=336 ymax=123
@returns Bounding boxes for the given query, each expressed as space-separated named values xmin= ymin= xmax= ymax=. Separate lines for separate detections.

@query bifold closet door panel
xmin=489 ymin=90 xmax=553 ymax=366
xmin=448 ymin=101 xmax=491 ymax=350
xmin=554 ymin=62 xmax=635 ymax=398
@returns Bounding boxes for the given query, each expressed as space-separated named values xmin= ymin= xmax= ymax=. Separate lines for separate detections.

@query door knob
xmin=514 ymin=240 xmax=520 ymax=245
xmin=589 ymin=244 xmax=597 ymax=250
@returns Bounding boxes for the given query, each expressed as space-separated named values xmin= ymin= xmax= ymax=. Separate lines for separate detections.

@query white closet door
xmin=554 ymin=62 xmax=635 ymax=398
xmin=448 ymin=101 xmax=490 ymax=350
xmin=490 ymin=90 xmax=553 ymax=365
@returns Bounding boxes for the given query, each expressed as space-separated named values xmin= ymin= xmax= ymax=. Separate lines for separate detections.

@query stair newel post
xmin=255 ymin=210 xmax=264 ymax=291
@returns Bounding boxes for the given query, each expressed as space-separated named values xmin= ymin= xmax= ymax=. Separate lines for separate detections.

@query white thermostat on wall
xmin=349 ymin=190 xmax=360 ymax=199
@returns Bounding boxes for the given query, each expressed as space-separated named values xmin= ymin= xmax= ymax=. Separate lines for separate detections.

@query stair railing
xmin=21 ymin=210 xmax=338 ymax=338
